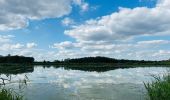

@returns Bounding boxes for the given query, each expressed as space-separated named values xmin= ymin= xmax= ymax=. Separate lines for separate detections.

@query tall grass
xmin=0 ymin=75 xmax=24 ymax=100
xmin=0 ymin=88 xmax=23 ymax=100
xmin=144 ymin=73 xmax=170 ymax=100
xmin=0 ymin=73 xmax=28 ymax=100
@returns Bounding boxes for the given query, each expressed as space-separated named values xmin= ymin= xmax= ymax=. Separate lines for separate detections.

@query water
xmin=0 ymin=66 xmax=169 ymax=100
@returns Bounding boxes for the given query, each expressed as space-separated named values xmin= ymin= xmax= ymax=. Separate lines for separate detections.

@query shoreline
xmin=0 ymin=62 xmax=170 ymax=67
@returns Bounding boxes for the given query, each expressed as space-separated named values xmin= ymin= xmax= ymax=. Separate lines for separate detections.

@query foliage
xmin=144 ymin=73 xmax=170 ymax=100
xmin=0 ymin=88 xmax=23 ymax=100
xmin=0 ymin=55 xmax=34 ymax=64
xmin=52 ymin=56 xmax=170 ymax=65
xmin=0 ymin=69 xmax=28 ymax=100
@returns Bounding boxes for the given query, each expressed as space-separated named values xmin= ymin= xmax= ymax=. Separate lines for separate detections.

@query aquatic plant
xmin=0 ymin=88 xmax=23 ymax=100
xmin=0 ymin=73 xmax=28 ymax=100
xmin=144 ymin=73 xmax=170 ymax=100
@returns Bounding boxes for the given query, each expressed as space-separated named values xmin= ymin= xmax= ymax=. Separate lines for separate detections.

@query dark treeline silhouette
xmin=63 ymin=56 xmax=118 ymax=63
xmin=0 ymin=55 xmax=169 ymax=72
xmin=0 ymin=54 xmax=169 ymax=66
xmin=52 ymin=56 xmax=169 ymax=65
xmin=0 ymin=55 xmax=34 ymax=64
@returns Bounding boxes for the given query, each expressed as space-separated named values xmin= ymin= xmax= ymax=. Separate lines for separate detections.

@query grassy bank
xmin=0 ymin=88 xmax=23 ymax=100
xmin=144 ymin=72 xmax=170 ymax=100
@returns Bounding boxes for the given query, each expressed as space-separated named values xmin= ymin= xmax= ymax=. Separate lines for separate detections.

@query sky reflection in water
xmin=3 ymin=66 xmax=169 ymax=100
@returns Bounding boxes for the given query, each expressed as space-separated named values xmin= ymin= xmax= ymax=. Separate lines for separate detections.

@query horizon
xmin=0 ymin=54 xmax=169 ymax=62
xmin=0 ymin=0 xmax=170 ymax=61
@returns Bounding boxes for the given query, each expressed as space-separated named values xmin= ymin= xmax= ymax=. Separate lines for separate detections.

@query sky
xmin=0 ymin=0 xmax=170 ymax=61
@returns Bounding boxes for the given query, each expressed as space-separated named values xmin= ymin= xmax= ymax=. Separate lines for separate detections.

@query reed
xmin=144 ymin=73 xmax=170 ymax=100
xmin=0 ymin=88 xmax=23 ymax=100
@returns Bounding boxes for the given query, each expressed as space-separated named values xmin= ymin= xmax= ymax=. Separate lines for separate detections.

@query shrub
xmin=0 ymin=88 xmax=23 ymax=100
xmin=144 ymin=73 xmax=170 ymax=100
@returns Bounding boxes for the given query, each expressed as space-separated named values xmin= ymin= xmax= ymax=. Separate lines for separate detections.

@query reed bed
xmin=144 ymin=72 xmax=170 ymax=100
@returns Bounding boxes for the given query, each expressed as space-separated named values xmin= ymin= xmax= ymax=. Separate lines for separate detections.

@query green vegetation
xmin=0 ymin=77 xmax=23 ymax=100
xmin=0 ymin=55 xmax=170 ymax=67
xmin=0 ymin=88 xmax=23 ymax=100
xmin=0 ymin=55 xmax=170 ymax=72
xmin=0 ymin=55 xmax=34 ymax=64
xmin=144 ymin=73 xmax=170 ymax=100
xmin=33 ymin=56 xmax=170 ymax=72
xmin=40 ymin=56 xmax=170 ymax=66
xmin=0 ymin=66 xmax=29 ymax=100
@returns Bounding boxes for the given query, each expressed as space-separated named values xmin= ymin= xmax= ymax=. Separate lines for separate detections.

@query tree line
xmin=0 ymin=55 xmax=34 ymax=63
xmin=53 ymin=56 xmax=169 ymax=64
xmin=0 ymin=55 xmax=169 ymax=65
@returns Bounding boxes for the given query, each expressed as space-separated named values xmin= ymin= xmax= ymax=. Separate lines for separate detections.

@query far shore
xmin=0 ymin=62 xmax=170 ymax=67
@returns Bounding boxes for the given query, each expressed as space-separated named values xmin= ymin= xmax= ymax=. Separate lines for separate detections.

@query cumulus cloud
xmin=137 ymin=40 xmax=170 ymax=45
xmin=127 ymin=40 xmax=170 ymax=51
xmin=61 ymin=17 xmax=75 ymax=26
xmin=0 ymin=35 xmax=14 ymax=43
xmin=0 ymin=35 xmax=40 ymax=59
xmin=1 ymin=0 xmax=170 ymax=61
xmin=51 ymin=41 xmax=76 ymax=49
xmin=0 ymin=43 xmax=24 ymax=51
xmin=0 ymin=0 xmax=89 ymax=31
xmin=0 ymin=42 xmax=37 ymax=51
xmin=0 ymin=35 xmax=38 ymax=51
xmin=26 ymin=42 xmax=37 ymax=49
xmin=53 ymin=39 xmax=169 ymax=54
xmin=2 ymin=39 xmax=169 ymax=61
xmin=65 ymin=0 xmax=170 ymax=42
xmin=56 ymin=0 xmax=170 ymax=60
xmin=152 ymin=50 xmax=170 ymax=57
xmin=73 ymin=0 xmax=89 ymax=12
xmin=51 ymin=38 xmax=170 ymax=60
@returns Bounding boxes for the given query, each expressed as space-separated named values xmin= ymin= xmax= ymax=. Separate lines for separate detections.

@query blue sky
xmin=0 ymin=0 xmax=170 ymax=61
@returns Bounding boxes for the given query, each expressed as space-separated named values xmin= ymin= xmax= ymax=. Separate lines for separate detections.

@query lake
xmin=0 ymin=66 xmax=169 ymax=100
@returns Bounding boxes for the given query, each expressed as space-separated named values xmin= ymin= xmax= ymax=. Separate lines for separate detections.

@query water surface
xmin=1 ymin=66 xmax=169 ymax=100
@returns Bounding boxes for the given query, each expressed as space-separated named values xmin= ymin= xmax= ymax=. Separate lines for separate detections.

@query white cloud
xmin=80 ymin=2 xmax=89 ymax=12
xmin=26 ymin=42 xmax=37 ymax=49
xmin=1 ymin=39 xmax=168 ymax=61
xmin=10 ymin=43 xmax=24 ymax=49
xmin=152 ymin=50 xmax=170 ymax=57
xmin=0 ymin=43 xmax=24 ymax=51
xmin=50 ymin=38 xmax=170 ymax=60
xmin=51 ymin=41 xmax=79 ymax=50
xmin=65 ymin=0 xmax=170 ymax=42
xmin=61 ymin=17 xmax=75 ymax=26
xmin=0 ymin=34 xmax=164 ymax=61
xmin=0 ymin=35 xmax=22 ymax=51
xmin=0 ymin=35 xmax=40 ymax=59
xmin=0 ymin=35 xmax=38 ymax=51
xmin=0 ymin=0 xmax=89 ymax=31
xmin=137 ymin=40 xmax=170 ymax=45
xmin=0 ymin=35 xmax=14 ymax=43
xmin=73 ymin=0 xmax=89 ymax=12
xmin=1 ymin=0 xmax=170 ymax=61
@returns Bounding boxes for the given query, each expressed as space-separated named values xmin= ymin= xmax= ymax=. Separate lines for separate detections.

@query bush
xmin=144 ymin=74 xmax=170 ymax=100
xmin=0 ymin=88 xmax=23 ymax=100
